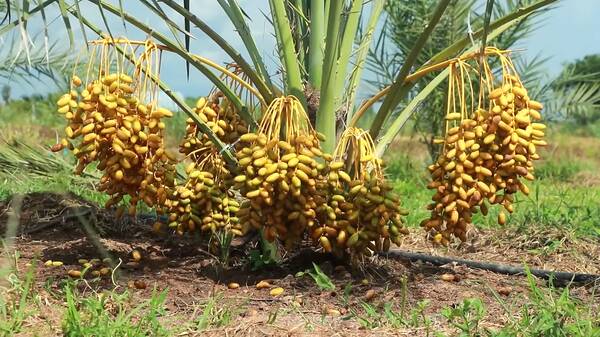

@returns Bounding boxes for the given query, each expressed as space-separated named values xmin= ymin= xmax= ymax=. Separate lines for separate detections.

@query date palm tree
xmin=0 ymin=0 xmax=564 ymax=258
xmin=0 ymin=0 xmax=557 ymax=163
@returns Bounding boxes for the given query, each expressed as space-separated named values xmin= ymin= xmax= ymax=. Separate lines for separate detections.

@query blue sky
xmin=2 ymin=0 xmax=599 ymax=102
xmin=519 ymin=0 xmax=600 ymax=76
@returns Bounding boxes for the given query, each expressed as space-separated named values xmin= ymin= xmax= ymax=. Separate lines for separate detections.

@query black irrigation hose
xmin=382 ymin=249 xmax=600 ymax=284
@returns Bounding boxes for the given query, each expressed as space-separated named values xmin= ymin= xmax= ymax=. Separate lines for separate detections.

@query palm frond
xmin=479 ymin=0 xmax=496 ymax=55
xmin=491 ymin=0 xmax=554 ymax=49
xmin=512 ymin=52 xmax=551 ymax=95
xmin=345 ymin=0 xmax=385 ymax=115
xmin=546 ymin=82 xmax=600 ymax=122
xmin=0 ymin=138 xmax=98 ymax=181
xmin=184 ymin=0 xmax=190 ymax=79
xmin=269 ymin=0 xmax=304 ymax=102
xmin=0 ymin=138 xmax=102 ymax=201
xmin=552 ymin=68 xmax=600 ymax=88
xmin=370 ymin=0 xmax=452 ymax=139
xmin=0 ymin=34 xmax=72 ymax=85
xmin=159 ymin=0 xmax=274 ymax=102
xmin=217 ymin=0 xmax=274 ymax=91
xmin=366 ymin=0 xmax=474 ymax=96
xmin=139 ymin=0 xmax=188 ymax=49
xmin=0 ymin=0 xmax=11 ymax=24
xmin=364 ymin=37 xmax=402 ymax=91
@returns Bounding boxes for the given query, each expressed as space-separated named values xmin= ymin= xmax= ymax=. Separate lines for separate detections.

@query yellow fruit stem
xmin=442 ymin=59 xmax=479 ymax=151
xmin=334 ymin=127 xmax=383 ymax=181
xmin=192 ymin=55 xmax=266 ymax=107
xmin=78 ymin=37 xmax=162 ymax=109
xmin=348 ymin=47 xmax=511 ymax=128
xmin=257 ymin=96 xmax=315 ymax=152
xmin=85 ymin=38 xmax=265 ymax=107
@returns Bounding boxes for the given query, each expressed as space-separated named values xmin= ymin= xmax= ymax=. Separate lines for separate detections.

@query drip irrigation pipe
xmin=382 ymin=249 xmax=600 ymax=285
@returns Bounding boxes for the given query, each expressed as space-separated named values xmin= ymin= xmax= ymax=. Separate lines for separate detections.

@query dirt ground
xmin=1 ymin=193 xmax=599 ymax=336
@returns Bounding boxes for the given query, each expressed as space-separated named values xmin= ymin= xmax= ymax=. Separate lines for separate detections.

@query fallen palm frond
xmin=0 ymin=138 xmax=99 ymax=182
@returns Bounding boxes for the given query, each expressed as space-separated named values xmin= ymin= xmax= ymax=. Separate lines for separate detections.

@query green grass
xmin=351 ymin=299 xmax=433 ymax=332
xmin=193 ymin=293 xmax=240 ymax=331
xmin=0 ymin=258 xmax=242 ymax=337
xmin=553 ymin=120 xmax=600 ymax=138
xmin=2 ymin=261 xmax=597 ymax=337
xmin=295 ymin=263 xmax=336 ymax=291
xmin=0 ymin=171 xmax=109 ymax=206
xmin=344 ymin=268 xmax=599 ymax=336
xmin=62 ymin=285 xmax=171 ymax=337
xmin=0 ymin=94 xmax=64 ymax=129
xmin=0 ymin=260 xmax=38 ymax=336
xmin=491 ymin=269 xmax=599 ymax=336
xmin=391 ymin=167 xmax=600 ymax=239
xmin=535 ymin=160 xmax=588 ymax=181
xmin=440 ymin=270 xmax=600 ymax=337
xmin=0 ymin=94 xmax=65 ymax=147
xmin=384 ymin=154 xmax=428 ymax=182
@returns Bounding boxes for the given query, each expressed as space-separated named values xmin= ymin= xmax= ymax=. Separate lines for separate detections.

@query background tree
xmin=545 ymin=54 xmax=600 ymax=124
xmin=560 ymin=54 xmax=600 ymax=80
xmin=1 ymin=85 xmax=10 ymax=105
xmin=368 ymin=0 xmax=551 ymax=162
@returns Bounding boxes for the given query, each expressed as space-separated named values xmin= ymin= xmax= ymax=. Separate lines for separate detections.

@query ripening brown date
xmin=422 ymin=75 xmax=547 ymax=245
